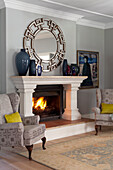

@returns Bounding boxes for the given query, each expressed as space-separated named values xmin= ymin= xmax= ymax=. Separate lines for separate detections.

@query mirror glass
xmin=33 ymin=31 xmax=56 ymax=61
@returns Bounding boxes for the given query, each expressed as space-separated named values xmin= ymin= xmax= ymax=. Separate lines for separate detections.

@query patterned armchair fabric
xmin=24 ymin=124 xmax=45 ymax=145
xmin=0 ymin=93 xmax=46 ymax=159
xmin=7 ymin=93 xmax=20 ymax=113
xmin=22 ymin=115 xmax=40 ymax=126
xmin=0 ymin=94 xmax=14 ymax=124
xmin=92 ymin=89 xmax=113 ymax=135
xmin=0 ymin=122 xmax=24 ymax=147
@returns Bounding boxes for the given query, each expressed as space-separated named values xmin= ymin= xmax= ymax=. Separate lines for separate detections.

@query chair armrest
xmin=0 ymin=122 xmax=24 ymax=130
xmin=92 ymin=107 xmax=101 ymax=121
xmin=0 ymin=122 xmax=24 ymax=147
xmin=22 ymin=115 xmax=40 ymax=126
xmin=92 ymin=107 xmax=100 ymax=115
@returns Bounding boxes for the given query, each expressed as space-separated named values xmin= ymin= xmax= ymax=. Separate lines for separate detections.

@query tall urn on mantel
xmin=29 ymin=60 xmax=36 ymax=76
xmin=62 ymin=59 xmax=68 ymax=76
xmin=15 ymin=49 xmax=30 ymax=76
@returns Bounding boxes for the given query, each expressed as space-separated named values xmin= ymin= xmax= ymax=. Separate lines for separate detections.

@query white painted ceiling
xmin=17 ymin=0 xmax=113 ymax=24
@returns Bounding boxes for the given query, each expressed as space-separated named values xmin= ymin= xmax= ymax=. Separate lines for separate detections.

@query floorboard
xmin=0 ymin=150 xmax=52 ymax=170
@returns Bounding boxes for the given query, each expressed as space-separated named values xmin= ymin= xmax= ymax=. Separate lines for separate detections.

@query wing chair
xmin=92 ymin=89 xmax=113 ymax=135
xmin=0 ymin=93 xmax=46 ymax=160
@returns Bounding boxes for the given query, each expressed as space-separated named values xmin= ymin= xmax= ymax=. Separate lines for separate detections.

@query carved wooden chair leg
xmin=95 ymin=125 xmax=98 ymax=135
xmin=25 ymin=144 xmax=33 ymax=160
xmin=41 ymin=137 xmax=46 ymax=150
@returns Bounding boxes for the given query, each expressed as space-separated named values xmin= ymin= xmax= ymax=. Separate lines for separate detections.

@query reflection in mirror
xmin=33 ymin=31 xmax=56 ymax=61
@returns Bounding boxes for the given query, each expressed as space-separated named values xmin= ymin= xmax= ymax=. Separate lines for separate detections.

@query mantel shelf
xmin=11 ymin=76 xmax=87 ymax=85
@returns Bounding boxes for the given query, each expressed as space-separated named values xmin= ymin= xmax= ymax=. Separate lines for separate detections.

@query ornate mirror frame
xmin=23 ymin=18 xmax=66 ymax=72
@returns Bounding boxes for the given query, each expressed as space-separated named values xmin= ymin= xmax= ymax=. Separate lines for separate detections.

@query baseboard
xmin=82 ymin=113 xmax=95 ymax=119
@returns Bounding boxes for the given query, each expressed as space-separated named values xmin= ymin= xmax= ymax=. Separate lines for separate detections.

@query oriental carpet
xmin=16 ymin=127 xmax=113 ymax=170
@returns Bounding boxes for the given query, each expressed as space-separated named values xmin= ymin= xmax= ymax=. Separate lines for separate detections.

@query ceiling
xmin=17 ymin=0 xmax=113 ymax=24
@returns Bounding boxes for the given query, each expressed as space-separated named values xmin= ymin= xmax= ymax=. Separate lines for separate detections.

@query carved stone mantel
xmin=11 ymin=76 xmax=87 ymax=120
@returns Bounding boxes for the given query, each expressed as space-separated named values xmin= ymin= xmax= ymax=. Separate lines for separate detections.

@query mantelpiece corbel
xmin=11 ymin=76 xmax=87 ymax=120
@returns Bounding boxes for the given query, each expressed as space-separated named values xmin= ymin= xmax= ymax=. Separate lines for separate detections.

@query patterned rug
xmin=17 ymin=128 xmax=113 ymax=170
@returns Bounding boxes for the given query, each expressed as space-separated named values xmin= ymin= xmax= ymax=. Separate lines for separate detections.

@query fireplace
xmin=12 ymin=76 xmax=85 ymax=120
xmin=32 ymin=85 xmax=64 ymax=121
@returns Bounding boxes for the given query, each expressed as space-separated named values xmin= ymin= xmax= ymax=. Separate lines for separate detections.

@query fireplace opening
xmin=32 ymin=85 xmax=64 ymax=121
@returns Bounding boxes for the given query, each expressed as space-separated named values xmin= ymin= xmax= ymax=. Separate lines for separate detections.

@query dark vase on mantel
xmin=37 ymin=65 xmax=42 ymax=76
xmin=15 ymin=49 xmax=30 ymax=76
xmin=71 ymin=64 xmax=80 ymax=76
xmin=29 ymin=60 xmax=36 ymax=76
xmin=62 ymin=59 xmax=68 ymax=76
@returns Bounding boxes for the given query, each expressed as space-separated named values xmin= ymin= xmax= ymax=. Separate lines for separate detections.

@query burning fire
xmin=32 ymin=97 xmax=47 ymax=110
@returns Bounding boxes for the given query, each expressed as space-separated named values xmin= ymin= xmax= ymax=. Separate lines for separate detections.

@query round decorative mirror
xmin=23 ymin=18 xmax=66 ymax=72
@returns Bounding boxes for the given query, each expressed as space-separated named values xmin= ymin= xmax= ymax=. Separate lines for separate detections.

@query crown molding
xmin=105 ymin=22 xmax=113 ymax=29
xmin=2 ymin=0 xmax=113 ymax=29
xmin=3 ymin=0 xmax=83 ymax=21
xmin=0 ymin=0 xmax=5 ymax=9
xmin=76 ymin=19 xmax=106 ymax=29
xmin=42 ymin=0 xmax=113 ymax=19
xmin=77 ymin=19 xmax=113 ymax=29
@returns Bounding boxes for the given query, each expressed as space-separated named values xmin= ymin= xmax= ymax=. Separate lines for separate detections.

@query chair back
xmin=0 ymin=93 xmax=20 ymax=124
xmin=0 ymin=94 xmax=13 ymax=124
xmin=101 ymin=89 xmax=113 ymax=104
xmin=96 ymin=89 xmax=113 ymax=108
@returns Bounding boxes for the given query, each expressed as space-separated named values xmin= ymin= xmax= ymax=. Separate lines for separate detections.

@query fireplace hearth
xmin=32 ymin=85 xmax=64 ymax=121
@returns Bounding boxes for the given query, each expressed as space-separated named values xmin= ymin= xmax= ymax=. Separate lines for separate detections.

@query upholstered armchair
xmin=92 ymin=89 xmax=113 ymax=135
xmin=0 ymin=93 xmax=46 ymax=160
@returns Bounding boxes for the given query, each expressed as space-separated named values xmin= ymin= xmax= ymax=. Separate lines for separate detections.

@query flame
xmin=32 ymin=97 xmax=47 ymax=110
xmin=32 ymin=98 xmax=34 ymax=107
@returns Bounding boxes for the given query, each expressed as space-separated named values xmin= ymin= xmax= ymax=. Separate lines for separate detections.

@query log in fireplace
xmin=32 ymin=85 xmax=64 ymax=121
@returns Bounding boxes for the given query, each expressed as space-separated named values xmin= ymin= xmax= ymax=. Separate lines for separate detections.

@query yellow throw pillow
xmin=5 ymin=112 xmax=22 ymax=123
xmin=101 ymin=103 xmax=113 ymax=114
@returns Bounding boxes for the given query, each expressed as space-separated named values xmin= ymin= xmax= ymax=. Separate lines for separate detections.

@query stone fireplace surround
xmin=11 ymin=76 xmax=86 ymax=121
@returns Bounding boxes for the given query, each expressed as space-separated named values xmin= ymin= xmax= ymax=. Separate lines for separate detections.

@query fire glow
xmin=32 ymin=97 xmax=47 ymax=110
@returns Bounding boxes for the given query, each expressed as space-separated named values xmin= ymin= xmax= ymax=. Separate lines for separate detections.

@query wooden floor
xmin=0 ymin=150 xmax=52 ymax=170
xmin=0 ymin=118 xmax=94 ymax=170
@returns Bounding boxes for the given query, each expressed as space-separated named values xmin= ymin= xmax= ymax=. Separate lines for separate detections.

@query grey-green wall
xmin=0 ymin=7 xmax=109 ymax=115
xmin=0 ymin=8 xmax=6 ymax=93
xmin=76 ymin=25 xmax=105 ymax=114
xmin=105 ymin=28 xmax=113 ymax=88
xmin=5 ymin=8 xmax=76 ymax=92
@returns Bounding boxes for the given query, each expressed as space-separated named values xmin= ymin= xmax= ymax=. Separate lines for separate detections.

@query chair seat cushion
xmin=96 ymin=114 xmax=112 ymax=121
xmin=24 ymin=124 xmax=46 ymax=140
xmin=96 ymin=120 xmax=113 ymax=126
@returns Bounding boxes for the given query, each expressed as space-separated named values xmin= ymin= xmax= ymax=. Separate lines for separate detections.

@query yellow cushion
xmin=5 ymin=112 xmax=22 ymax=123
xmin=101 ymin=103 xmax=113 ymax=114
